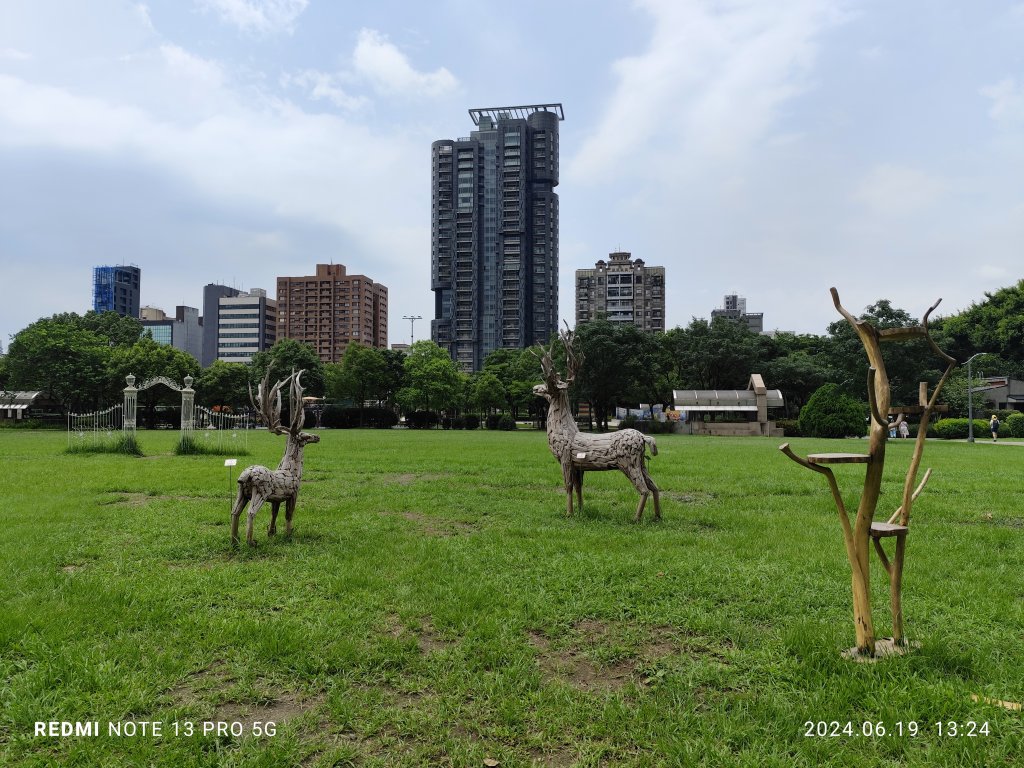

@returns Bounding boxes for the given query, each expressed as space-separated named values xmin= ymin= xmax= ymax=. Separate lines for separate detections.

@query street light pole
xmin=402 ymin=315 xmax=422 ymax=346
xmin=966 ymin=352 xmax=985 ymax=443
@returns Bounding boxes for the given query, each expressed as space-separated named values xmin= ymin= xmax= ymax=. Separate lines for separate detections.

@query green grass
xmin=1 ymin=429 xmax=1023 ymax=766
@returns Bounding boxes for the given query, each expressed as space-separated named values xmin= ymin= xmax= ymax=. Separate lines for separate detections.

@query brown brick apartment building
xmin=276 ymin=264 xmax=388 ymax=363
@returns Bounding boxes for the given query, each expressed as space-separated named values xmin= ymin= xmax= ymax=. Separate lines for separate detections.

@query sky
xmin=2 ymin=0 xmax=1023 ymax=350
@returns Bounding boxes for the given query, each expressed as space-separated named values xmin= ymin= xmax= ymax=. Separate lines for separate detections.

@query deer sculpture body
xmin=534 ymin=330 xmax=661 ymax=522
xmin=230 ymin=368 xmax=320 ymax=547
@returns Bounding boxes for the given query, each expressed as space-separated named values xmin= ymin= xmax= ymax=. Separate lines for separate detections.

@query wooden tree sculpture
xmin=534 ymin=328 xmax=661 ymax=522
xmin=230 ymin=368 xmax=320 ymax=547
xmin=780 ymin=288 xmax=956 ymax=658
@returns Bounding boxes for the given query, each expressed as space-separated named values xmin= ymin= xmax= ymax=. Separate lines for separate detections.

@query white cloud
xmin=159 ymin=44 xmax=225 ymax=89
xmin=571 ymin=0 xmax=847 ymax=182
xmin=978 ymin=264 xmax=1009 ymax=280
xmin=1 ymin=48 xmax=32 ymax=61
xmin=981 ymin=77 xmax=1024 ymax=127
xmin=135 ymin=3 xmax=155 ymax=31
xmin=196 ymin=0 xmax=308 ymax=36
xmin=352 ymin=28 xmax=457 ymax=97
xmin=853 ymin=164 xmax=947 ymax=217
xmin=280 ymin=69 xmax=367 ymax=111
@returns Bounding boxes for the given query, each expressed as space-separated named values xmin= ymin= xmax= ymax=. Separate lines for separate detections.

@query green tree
xmin=6 ymin=318 xmax=112 ymax=411
xmin=471 ymin=371 xmax=506 ymax=414
xmin=798 ymin=383 xmax=867 ymax=438
xmin=333 ymin=344 xmax=388 ymax=426
xmin=378 ymin=349 xmax=408 ymax=411
xmin=397 ymin=340 xmax=464 ymax=415
xmin=251 ymin=339 xmax=325 ymax=396
xmin=822 ymin=300 xmax=942 ymax=406
xmin=935 ymin=280 xmax=1024 ymax=367
xmin=483 ymin=347 xmax=541 ymax=419
xmin=196 ymin=361 xmax=251 ymax=410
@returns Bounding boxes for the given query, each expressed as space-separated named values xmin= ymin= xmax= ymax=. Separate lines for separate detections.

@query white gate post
xmin=181 ymin=375 xmax=195 ymax=444
xmin=123 ymin=374 xmax=138 ymax=434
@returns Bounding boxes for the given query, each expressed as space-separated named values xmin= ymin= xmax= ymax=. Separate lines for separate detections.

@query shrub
xmin=405 ymin=410 xmax=439 ymax=430
xmin=775 ymin=418 xmax=801 ymax=437
xmin=798 ymin=384 xmax=867 ymax=438
xmin=320 ymin=406 xmax=398 ymax=429
xmin=66 ymin=432 xmax=143 ymax=456
xmin=618 ymin=414 xmax=639 ymax=429
xmin=485 ymin=414 xmax=503 ymax=430
xmin=1007 ymin=411 xmax=1024 ymax=438
xmin=175 ymin=435 xmax=250 ymax=456
xmin=463 ymin=414 xmax=480 ymax=430
xmin=497 ymin=414 xmax=517 ymax=431
xmin=932 ymin=418 xmax=989 ymax=440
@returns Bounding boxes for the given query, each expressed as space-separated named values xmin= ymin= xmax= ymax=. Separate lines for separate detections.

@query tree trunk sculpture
xmin=230 ymin=368 xmax=320 ymax=547
xmin=534 ymin=329 xmax=661 ymax=522
xmin=780 ymin=288 xmax=956 ymax=658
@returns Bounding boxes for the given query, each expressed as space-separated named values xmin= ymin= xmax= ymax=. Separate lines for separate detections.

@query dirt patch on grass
xmin=169 ymin=661 xmax=324 ymax=731
xmin=216 ymin=691 xmax=326 ymax=731
xmin=387 ymin=614 xmax=456 ymax=656
xmin=964 ymin=515 xmax=1024 ymax=528
xmin=667 ymin=491 xmax=717 ymax=506
xmin=529 ymin=746 xmax=577 ymax=767
xmin=528 ymin=621 xmax=718 ymax=692
xmin=380 ymin=510 xmax=477 ymax=537
xmin=60 ymin=563 xmax=88 ymax=574
xmin=381 ymin=472 xmax=450 ymax=486
xmin=99 ymin=492 xmax=212 ymax=507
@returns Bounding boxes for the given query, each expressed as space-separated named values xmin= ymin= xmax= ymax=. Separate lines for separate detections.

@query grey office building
xmin=201 ymin=284 xmax=242 ymax=367
xmin=431 ymin=104 xmax=563 ymax=371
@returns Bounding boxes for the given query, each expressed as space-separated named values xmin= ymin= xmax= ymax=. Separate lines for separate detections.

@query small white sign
xmin=576 ymin=452 xmax=586 ymax=459
xmin=224 ymin=459 xmax=237 ymax=467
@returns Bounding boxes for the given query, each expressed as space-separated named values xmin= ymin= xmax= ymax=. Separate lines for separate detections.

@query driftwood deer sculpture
xmin=230 ymin=367 xmax=320 ymax=547
xmin=534 ymin=329 xmax=661 ymax=522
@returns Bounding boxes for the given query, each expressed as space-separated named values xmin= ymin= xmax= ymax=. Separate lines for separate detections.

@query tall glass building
xmin=93 ymin=265 xmax=141 ymax=318
xmin=431 ymin=104 xmax=563 ymax=371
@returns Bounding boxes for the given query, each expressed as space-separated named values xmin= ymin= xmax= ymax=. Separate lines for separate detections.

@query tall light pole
xmin=966 ymin=352 xmax=985 ymax=443
xmin=402 ymin=315 xmax=422 ymax=346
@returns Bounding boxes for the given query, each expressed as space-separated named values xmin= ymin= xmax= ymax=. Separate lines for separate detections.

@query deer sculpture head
xmin=251 ymin=366 xmax=321 ymax=449
xmin=532 ymin=327 xmax=582 ymax=405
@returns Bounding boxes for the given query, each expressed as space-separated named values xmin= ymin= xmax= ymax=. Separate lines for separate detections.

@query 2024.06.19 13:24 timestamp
xmin=804 ymin=720 xmax=991 ymax=738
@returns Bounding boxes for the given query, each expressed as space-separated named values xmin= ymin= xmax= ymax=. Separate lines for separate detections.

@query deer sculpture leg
xmin=562 ymin=461 xmax=575 ymax=517
xmin=230 ymin=490 xmax=249 ymax=547
xmin=285 ymin=495 xmax=297 ymax=537
xmin=574 ymin=468 xmax=584 ymax=513
xmin=644 ymin=469 xmax=662 ymax=521
xmin=268 ymin=502 xmax=281 ymax=536
xmin=245 ymin=496 xmax=266 ymax=547
xmin=626 ymin=466 xmax=651 ymax=523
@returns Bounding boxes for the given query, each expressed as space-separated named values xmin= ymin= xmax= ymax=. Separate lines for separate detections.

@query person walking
xmin=990 ymin=414 xmax=1000 ymax=442
xmin=898 ymin=420 xmax=910 ymax=439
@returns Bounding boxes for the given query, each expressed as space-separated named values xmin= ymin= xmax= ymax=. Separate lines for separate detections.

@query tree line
xmin=2 ymin=280 xmax=1023 ymax=426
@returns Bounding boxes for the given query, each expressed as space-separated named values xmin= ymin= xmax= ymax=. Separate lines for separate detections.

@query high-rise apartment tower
xmin=575 ymin=251 xmax=665 ymax=332
xmin=276 ymin=264 xmax=388 ymax=363
xmin=431 ymin=104 xmax=563 ymax=370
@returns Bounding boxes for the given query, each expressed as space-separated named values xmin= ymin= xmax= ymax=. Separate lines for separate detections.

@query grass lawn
xmin=1 ymin=428 xmax=1022 ymax=767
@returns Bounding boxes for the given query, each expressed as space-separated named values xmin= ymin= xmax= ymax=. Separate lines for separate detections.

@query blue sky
xmin=2 ymin=0 xmax=1022 ymax=349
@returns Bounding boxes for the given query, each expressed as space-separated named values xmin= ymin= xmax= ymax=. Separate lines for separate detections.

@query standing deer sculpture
xmin=534 ymin=329 xmax=661 ymax=522
xmin=230 ymin=367 xmax=320 ymax=547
